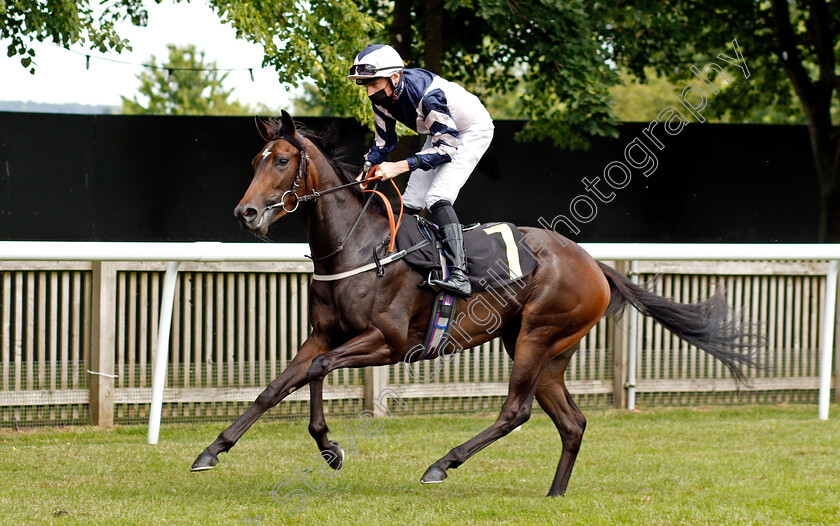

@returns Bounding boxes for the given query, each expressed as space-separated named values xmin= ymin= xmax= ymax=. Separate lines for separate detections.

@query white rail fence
xmin=0 ymin=242 xmax=837 ymax=443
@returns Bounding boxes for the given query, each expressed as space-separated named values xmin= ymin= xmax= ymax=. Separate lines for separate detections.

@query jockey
xmin=348 ymin=43 xmax=494 ymax=298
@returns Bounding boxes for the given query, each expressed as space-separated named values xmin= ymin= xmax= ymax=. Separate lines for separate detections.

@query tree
xmin=1 ymin=0 xmax=146 ymax=73
xmin=608 ymin=69 xmax=682 ymax=123
xmin=606 ymin=0 xmax=840 ymax=240
xmin=120 ymin=44 xmax=254 ymax=115
xmin=179 ymin=1 xmax=625 ymax=147
xmin=1 ymin=1 xmax=628 ymax=146
xmin=368 ymin=0 xmax=623 ymax=148
xmin=215 ymin=0 xmax=840 ymax=239
xmin=209 ymin=0 xmax=380 ymax=125
xmin=8 ymin=1 xmax=840 ymax=237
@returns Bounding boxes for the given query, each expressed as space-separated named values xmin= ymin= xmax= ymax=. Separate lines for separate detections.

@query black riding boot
xmin=429 ymin=223 xmax=472 ymax=297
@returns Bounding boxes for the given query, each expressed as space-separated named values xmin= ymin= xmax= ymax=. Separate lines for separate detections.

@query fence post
xmin=626 ymin=260 xmax=640 ymax=411
xmin=611 ymin=260 xmax=630 ymax=409
xmin=820 ymin=260 xmax=839 ymax=420
xmin=90 ymin=261 xmax=117 ymax=428
xmin=836 ymin=286 xmax=840 ymax=405
xmin=365 ymin=366 xmax=389 ymax=416
xmin=148 ymin=261 xmax=180 ymax=445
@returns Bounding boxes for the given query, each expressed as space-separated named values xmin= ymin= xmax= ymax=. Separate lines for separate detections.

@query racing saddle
xmin=394 ymin=215 xmax=537 ymax=292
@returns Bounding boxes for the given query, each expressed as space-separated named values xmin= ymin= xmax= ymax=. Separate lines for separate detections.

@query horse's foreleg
xmin=191 ymin=336 xmax=326 ymax=471
xmin=305 ymin=327 xmax=395 ymax=470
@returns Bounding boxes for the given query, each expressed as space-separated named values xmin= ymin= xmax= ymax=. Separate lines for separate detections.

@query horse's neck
xmin=303 ymin=155 xmax=390 ymax=272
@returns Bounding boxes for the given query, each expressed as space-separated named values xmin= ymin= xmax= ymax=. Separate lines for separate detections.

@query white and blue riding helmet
xmin=348 ymin=44 xmax=404 ymax=85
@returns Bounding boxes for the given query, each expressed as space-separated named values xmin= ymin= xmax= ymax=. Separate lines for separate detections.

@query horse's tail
xmin=597 ymin=261 xmax=763 ymax=384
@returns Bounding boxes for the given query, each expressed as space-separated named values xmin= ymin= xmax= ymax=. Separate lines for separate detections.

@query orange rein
xmin=362 ymin=165 xmax=403 ymax=253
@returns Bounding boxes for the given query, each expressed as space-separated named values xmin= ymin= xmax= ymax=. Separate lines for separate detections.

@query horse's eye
xmin=276 ymin=157 xmax=290 ymax=167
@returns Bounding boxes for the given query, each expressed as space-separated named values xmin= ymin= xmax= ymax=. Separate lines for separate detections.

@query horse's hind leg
xmin=535 ymin=354 xmax=586 ymax=497
xmin=420 ymin=330 xmax=584 ymax=484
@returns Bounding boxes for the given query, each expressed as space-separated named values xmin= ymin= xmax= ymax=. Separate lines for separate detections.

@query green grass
xmin=1 ymin=405 xmax=839 ymax=525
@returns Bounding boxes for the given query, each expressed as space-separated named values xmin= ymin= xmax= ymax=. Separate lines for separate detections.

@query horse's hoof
xmin=323 ymin=441 xmax=344 ymax=471
xmin=420 ymin=465 xmax=447 ymax=484
xmin=190 ymin=451 xmax=218 ymax=472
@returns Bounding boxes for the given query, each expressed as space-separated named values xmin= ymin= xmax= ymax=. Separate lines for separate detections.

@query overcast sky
xmin=0 ymin=0 xmax=296 ymax=110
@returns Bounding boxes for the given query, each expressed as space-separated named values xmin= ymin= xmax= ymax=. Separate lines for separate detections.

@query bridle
xmin=263 ymin=134 xmax=402 ymax=262
xmin=263 ymin=135 xmax=312 ymax=214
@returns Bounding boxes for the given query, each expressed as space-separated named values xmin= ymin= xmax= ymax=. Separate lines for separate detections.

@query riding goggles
xmin=349 ymin=64 xmax=402 ymax=84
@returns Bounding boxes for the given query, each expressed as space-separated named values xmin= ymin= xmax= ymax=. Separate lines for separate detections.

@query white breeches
xmin=402 ymin=123 xmax=495 ymax=210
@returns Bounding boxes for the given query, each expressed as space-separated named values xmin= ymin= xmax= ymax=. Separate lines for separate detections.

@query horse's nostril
xmin=235 ymin=205 xmax=259 ymax=222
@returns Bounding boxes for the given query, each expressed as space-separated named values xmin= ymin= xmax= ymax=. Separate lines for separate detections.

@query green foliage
xmin=607 ymin=67 xmax=797 ymax=124
xmin=609 ymin=69 xmax=682 ymax=123
xmin=386 ymin=0 xmax=624 ymax=148
xmin=473 ymin=1 xmax=621 ymax=148
xmin=2 ymin=2 xmax=830 ymax=148
xmin=120 ymin=44 xmax=254 ymax=115
xmin=208 ymin=0 xmax=383 ymax=126
xmin=605 ymin=0 xmax=840 ymax=239
xmin=1 ymin=0 xmax=148 ymax=74
xmin=206 ymin=0 xmax=623 ymax=148
xmin=606 ymin=1 xmax=808 ymax=125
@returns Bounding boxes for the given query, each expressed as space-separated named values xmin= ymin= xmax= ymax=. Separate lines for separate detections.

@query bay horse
xmin=190 ymin=111 xmax=759 ymax=497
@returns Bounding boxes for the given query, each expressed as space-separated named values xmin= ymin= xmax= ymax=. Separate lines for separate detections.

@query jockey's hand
xmin=375 ymin=160 xmax=410 ymax=180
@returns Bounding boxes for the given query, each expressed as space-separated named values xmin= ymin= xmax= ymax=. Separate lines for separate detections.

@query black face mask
xmin=369 ymin=88 xmax=392 ymax=106
xmin=368 ymin=88 xmax=394 ymax=106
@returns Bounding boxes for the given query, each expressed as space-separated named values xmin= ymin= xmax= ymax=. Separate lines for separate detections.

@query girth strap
xmin=312 ymin=239 xmax=430 ymax=282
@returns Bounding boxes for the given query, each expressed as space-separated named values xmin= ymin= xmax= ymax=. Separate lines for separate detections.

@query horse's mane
xmin=262 ymin=117 xmax=390 ymax=216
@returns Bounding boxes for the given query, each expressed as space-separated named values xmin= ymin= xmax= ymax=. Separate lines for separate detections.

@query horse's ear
xmin=255 ymin=116 xmax=274 ymax=141
xmin=280 ymin=110 xmax=296 ymax=136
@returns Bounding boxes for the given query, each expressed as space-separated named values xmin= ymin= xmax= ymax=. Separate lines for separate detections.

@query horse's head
xmin=234 ymin=110 xmax=308 ymax=236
